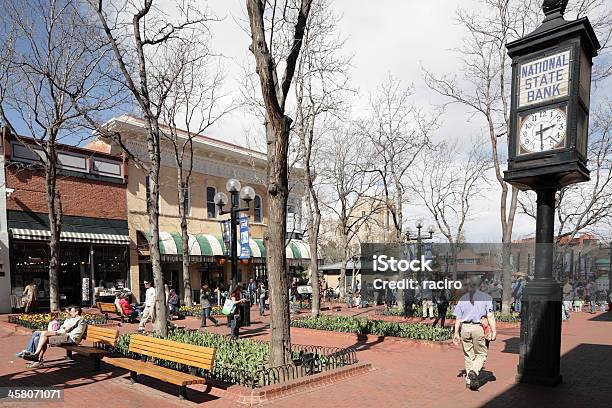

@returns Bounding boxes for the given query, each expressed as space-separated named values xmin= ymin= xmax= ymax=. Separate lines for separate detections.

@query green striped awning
xmin=142 ymin=232 xmax=312 ymax=261
xmin=154 ymin=232 xmax=226 ymax=256
xmin=285 ymin=240 xmax=311 ymax=260
xmin=10 ymin=228 xmax=130 ymax=245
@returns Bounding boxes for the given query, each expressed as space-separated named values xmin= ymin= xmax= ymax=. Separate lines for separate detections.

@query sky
xmin=198 ymin=0 xmax=539 ymax=243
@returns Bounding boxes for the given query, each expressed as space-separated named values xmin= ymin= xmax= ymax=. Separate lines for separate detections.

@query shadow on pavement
xmin=0 ymin=355 xmax=122 ymax=390
xmin=588 ymin=312 xmax=612 ymax=322
xmin=484 ymin=343 xmax=612 ymax=407
xmin=501 ymin=337 xmax=520 ymax=354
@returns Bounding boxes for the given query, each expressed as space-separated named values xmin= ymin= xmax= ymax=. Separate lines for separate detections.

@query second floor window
xmin=207 ymin=186 xmax=217 ymax=218
xmin=254 ymin=195 xmax=262 ymax=223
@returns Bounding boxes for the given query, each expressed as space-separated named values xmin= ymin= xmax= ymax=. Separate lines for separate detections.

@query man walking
xmin=138 ymin=280 xmax=156 ymax=333
xmin=453 ymin=276 xmax=496 ymax=391
xmin=421 ymin=278 xmax=434 ymax=319
xmin=247 ymin=279 xmax=256 ymax=306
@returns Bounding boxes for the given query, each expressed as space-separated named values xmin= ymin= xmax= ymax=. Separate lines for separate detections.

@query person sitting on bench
xmin=24 ymin=306 xmax=86 ymax=368
xmin=118 ymin=293 xmax=140 ymax=322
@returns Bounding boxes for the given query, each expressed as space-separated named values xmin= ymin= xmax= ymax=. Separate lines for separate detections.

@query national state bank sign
xmin=519 ymin=50 xmax=570 ymax=107
xmin=504 ymin=0 xmax=600 ymax=190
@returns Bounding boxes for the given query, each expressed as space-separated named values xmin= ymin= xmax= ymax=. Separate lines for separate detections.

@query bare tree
xmin=0 ymin=0 xmax=117 ymax=311
xmin=423 ymin=0 xmax=543 ymax=313
xmin=245 ymin=0 xmax=314 ymax=366
xmin=159 ymin=31 xmax=233 ymax=307
xmin=409 ymin=141 xmax=492 ymax=279
xmin=358 ymin=74 xmax=439 ymax=242
xmin=63 ymin=0 xmax=211 ymax=336
xmin=519 ymin=100 xmax=612 ymax=249
xmin=293 ymin=0 xmax=351 ymax=316
xmin=320 ymin=126 xmax=380 ymax=298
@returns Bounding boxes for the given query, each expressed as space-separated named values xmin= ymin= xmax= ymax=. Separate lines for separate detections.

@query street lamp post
xmin=405 ymin=221 xmax=435 ymax=283
xmin=214 ymin=179 xmax=256 ymax=292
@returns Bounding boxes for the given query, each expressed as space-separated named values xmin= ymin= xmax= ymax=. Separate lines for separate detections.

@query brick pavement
xmin=0 ymin=306 xmax=610 ymax=407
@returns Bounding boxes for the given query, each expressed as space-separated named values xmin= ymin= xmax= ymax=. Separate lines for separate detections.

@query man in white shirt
xmin=138 ymin=280 xmax=156 ymax=333
xmin=25 ymin=306 xmax=86 ymax=368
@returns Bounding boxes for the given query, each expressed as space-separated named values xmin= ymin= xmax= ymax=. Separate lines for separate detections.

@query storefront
xmin=135 ymin=231 xmax=312 ymax=302
xmin=8 ymin=211 xmax=130 ymax=310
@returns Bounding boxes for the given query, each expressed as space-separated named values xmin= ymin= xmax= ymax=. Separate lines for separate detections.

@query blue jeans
xmin=229 ymin=314 xmax=240 ymax=339
xmin=200 ymin=307 xmax=219 ymax=327
xmin=515 ymin=298 xmax=522 ymax=313
xmin=259 ymin=298 xmax=265 ymax=316
xmin=26 ymin=331 xmax=41 ymax=354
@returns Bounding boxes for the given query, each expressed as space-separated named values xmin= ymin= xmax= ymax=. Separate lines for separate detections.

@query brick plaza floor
xmin=0 ymin=305 xmax=610 ymax=407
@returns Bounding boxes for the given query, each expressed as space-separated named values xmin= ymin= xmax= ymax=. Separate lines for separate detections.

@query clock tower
xmin=504 ymin=1 xmax=600 ymax=387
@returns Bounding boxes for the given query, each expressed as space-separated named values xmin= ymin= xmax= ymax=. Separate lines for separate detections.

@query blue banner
xmin=239 ymin=216 xmax=250 ymax=259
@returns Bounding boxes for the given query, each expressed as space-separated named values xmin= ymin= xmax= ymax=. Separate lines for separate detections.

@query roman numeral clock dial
xmin=519 ymin=108 xmax=567 ymax=154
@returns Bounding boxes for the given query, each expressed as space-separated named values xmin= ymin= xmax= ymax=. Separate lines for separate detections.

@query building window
xmin=254 ymin=195 xmax=262 ymax=223
xmin=207 ymin=186 xmax=217 ymax=218
xmin=182 ymin=184 xmax=190 ymax=216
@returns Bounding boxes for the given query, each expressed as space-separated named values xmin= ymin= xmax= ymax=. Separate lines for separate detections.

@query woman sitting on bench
xmin=22 ymin=306 xmax=86 ymax=368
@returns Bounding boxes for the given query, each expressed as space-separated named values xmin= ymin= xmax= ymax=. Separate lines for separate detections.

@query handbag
xmin=222 ymin=298 xmax=236 ymax=316
xmin=481 ymin=316 xmax=493 ymax=340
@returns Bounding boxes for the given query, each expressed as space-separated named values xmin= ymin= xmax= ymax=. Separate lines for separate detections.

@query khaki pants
xmin=139 ymin=305 xmax=155 ymax=329
xmin=461 ymin=323 xmax=487 ymax=383
xmin=422 ymin=300 xmax=434 ymax=318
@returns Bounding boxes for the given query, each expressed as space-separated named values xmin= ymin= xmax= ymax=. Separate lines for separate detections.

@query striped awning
xmin=286 ymin=240 xmax=311 ymax=260
xmin=156 ymin=232 xmax=226 ymax=256
xmin=10 ymin=228 xmax=130 ymax=245
xmin=142 ymin=232 xmax=312 ymax=261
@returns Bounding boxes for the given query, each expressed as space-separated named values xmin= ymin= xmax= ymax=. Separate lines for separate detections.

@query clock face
xmin=519 ymin=108 xmax=567 ymax=154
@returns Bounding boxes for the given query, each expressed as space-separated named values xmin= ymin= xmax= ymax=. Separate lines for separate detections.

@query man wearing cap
xmin=138 ymin=281 xmax=156 ymax=333
xmin=453 ymin=275 xmax=496 ymax=391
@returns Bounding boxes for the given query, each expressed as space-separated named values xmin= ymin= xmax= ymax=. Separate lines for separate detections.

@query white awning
xmin=10 ymin=228 xmax=130 ymax=245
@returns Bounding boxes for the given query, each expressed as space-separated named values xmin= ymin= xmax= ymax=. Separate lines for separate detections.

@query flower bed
xmin=291 ymin=315 xmax=453 ymax=341
xmin=11 ymin=312 xmax=107 ymax=330
xmin=178 ymin=305 xmax=223 ymax=317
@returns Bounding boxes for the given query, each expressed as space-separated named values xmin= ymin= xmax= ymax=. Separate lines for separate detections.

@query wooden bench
xmin=103 ymin=334 xmax=215 ymax=400
xmin=97 ymin=301 xmax=127 ymax=323
xmin=58 ymin=325 xmax=119 ymax=370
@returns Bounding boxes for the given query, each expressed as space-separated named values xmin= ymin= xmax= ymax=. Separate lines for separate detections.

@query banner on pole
xmin=239 ymin=216 xmax=250 ymax=259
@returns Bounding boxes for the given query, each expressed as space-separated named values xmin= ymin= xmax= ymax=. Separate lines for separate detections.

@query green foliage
xmin=291 ymin=315 xmax=453 ymax=341
xmin=494 ymin=312 xmax=520 ymax=322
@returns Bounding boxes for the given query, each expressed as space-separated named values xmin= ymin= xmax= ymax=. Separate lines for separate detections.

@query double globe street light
xmin=405 ymin=221 xmax=435 ymax=283
xmin=214 ymin=178 xmax=256 ymax=291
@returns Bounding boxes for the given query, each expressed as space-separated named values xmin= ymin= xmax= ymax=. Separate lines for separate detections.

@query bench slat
xmin=128 ymin=346 xmax=214 ymax=369
xmin=129 ymin=334 xmax=215 ymax=354
xmin=129 ymin=338 xmax=215 ymax=359
xmin=102 ymin=357 xmax=206 ymax=386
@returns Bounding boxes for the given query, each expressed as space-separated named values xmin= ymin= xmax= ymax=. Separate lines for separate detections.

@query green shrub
xmin=13 ymin=312 xmax=107 ymax=330
xmin=291 ymin=315 xmax=452 ymax=341
xmin=178 ymin=305 xmax=223 ymax=316
xmin=384 ymin=305 xmax=454 ymax=318
xmin=494 ymin=312 xmax=520 ymax=322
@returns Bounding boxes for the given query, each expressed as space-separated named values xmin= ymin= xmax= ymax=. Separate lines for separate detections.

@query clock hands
xmin=535 ymin=123 xmax=557 ymax=151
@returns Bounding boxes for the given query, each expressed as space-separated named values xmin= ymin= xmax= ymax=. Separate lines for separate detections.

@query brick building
xmin=1 ymin=129 xmax=130 ymax=312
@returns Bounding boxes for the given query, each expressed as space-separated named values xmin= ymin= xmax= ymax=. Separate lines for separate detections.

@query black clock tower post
xmin=504 ymin=1 xmax=600 ymax=386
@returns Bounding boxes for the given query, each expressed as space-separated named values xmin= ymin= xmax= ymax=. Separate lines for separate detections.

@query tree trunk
xmin=148 ymin=134 xmax=168 ymax=337
xmin=339 ymin=233 xmax=348 ymax=299
xmin=265 ymin=120 xmax=292 ymax=367
xmin=45 ymin=145 xmax=61 ymax=312
xmin=178 ymin=178 xmax=192 ymax=307
xmin=308 ymin=202 xmax=321 ymax=317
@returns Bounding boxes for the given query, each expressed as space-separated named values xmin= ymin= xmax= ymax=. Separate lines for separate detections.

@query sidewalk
xmin=0 ymin=307 xmax=610 ymax=407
